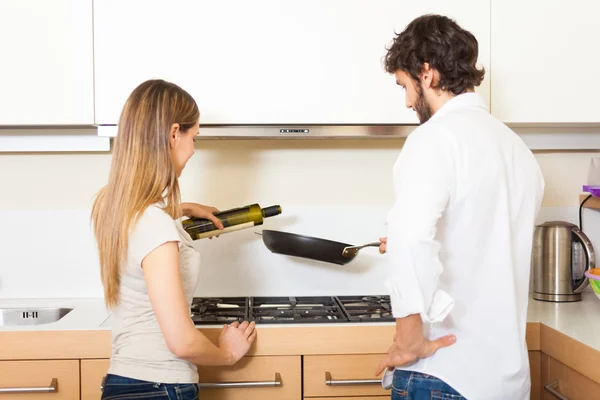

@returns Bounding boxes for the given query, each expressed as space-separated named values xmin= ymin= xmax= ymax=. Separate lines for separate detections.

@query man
xmin=375 ymin=14 xmax=545 ymax=400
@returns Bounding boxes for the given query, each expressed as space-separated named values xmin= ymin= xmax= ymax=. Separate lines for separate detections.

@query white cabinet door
xmin=491 ymin=0 xmax=600 ymax=123
xmin=0 ymin=0 xmax=94 ymax=125
xmin=94 ymin=0 xmax=489 ymax=128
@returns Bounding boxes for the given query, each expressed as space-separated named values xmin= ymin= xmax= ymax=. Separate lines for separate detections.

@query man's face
xmin=394 ymin=70 xmax=433 ymax=124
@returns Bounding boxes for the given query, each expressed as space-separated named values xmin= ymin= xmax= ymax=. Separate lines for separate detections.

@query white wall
xmin=0 ymin=138 xmax=598 ymax=298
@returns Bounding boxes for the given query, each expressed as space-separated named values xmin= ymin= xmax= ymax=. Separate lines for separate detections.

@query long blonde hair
xmin=91 ymin=79 xmax=199 ymax=308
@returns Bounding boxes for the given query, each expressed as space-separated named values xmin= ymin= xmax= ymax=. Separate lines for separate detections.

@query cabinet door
xmin=491 ymin=0 xmax=600 ymax=123
xmin=541 ymin=353 xmax=600 ymax=400
xmin=94 ymin=0 xmax=489 ymax=128
xmin=304 ymin=354 xmax=388 ymax=397
xmin=529 ymin=351 xmax=541 ymax=400
xmin=81 ymin=359 xmax=110 ymax=400
xmin=0 ymin=360 xmax=79 ymax=399
xmin=197 ymin=355 xmax=301 ymax=400
xmin=0 ymin=0 xmax=94 ymax=125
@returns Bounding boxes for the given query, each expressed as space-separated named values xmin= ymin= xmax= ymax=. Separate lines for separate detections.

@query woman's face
xmin=169 ymin=120 xmax=199 ymax=177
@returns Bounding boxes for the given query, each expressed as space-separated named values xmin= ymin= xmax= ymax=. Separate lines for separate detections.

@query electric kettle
xmin=532 ymin=221 xmax=595 ymax=302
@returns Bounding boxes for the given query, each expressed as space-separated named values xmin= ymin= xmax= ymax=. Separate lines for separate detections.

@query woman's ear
xmin=168 ymin=123 xmax=180 ymax=149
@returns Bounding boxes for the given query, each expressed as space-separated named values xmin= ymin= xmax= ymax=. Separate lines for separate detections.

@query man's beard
xmin=415 ymin=83 xmax=433 ymax=124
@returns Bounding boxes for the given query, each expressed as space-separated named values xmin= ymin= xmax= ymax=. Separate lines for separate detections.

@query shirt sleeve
xmin=129 ymin=205 xmax=181 ymax=267
xmin=385 ymin=124 xmax=456 ymax=323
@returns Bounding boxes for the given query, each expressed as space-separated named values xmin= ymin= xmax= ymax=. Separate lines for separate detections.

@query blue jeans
xmin=101 ymin=374 xmax=200 ymax=400
xmin=391 ymin=370 xmax=465 ymax=400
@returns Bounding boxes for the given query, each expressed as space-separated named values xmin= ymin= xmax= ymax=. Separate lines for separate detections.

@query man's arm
xmin=377 ymin=126 xmax=457 ymax=373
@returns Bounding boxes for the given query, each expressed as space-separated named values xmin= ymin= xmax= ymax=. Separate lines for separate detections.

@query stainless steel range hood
xmin=97 ymin=124 xmax=416 ymax=139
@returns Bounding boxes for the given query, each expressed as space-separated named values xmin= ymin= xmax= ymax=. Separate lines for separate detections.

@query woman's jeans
xmin=100 ymin=374 xmax=200 ymax=400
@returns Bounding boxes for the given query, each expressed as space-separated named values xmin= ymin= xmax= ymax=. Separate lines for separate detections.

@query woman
xmin=92 ymin=79 xmax=256 ymax=400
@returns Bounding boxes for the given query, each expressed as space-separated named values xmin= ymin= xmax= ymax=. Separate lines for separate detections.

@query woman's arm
xmin=142 ymin=241 xmax=255 ymax=366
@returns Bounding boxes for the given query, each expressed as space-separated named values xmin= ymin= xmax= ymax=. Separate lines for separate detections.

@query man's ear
xmin=420 ymin=62 xmax=435 ymax=89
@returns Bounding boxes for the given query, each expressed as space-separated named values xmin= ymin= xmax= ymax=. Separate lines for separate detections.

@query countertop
xmin=1 ymin=292 xmax=600 ymax=351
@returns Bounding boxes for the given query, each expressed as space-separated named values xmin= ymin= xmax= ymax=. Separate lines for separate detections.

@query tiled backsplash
xmin=2 ymin=205 xmax=599 ymax=299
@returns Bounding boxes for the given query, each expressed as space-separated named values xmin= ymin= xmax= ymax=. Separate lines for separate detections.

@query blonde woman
xmin=92 ymin=79 xmax=256 ymax=400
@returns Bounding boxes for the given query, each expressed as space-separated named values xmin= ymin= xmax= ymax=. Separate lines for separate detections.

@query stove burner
xmin=190 ymin=297 xmax=248 ymax=325
xmin=189 ymin=295 xmax=394 ymax=325
xmin=336 ymin=295 xmax=395 ymax=322
xmin=250 ymin=296 xmax=346 ymax=324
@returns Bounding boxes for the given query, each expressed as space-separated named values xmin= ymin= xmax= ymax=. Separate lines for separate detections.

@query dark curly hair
xmin=384 ymin=14 xmax=485 ymax=95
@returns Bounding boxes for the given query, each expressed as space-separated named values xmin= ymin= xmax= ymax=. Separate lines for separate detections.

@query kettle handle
xmin=572 ymin=226 xmax=595 ymax=294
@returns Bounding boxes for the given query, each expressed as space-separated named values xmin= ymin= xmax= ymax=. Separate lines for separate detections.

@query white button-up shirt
xmin=383 ymin=93 xmax=545 ymax=399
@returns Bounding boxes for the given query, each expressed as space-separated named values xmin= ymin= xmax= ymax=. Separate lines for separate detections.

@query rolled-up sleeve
xmin=385 ymin=124 xmax=456 ymax=323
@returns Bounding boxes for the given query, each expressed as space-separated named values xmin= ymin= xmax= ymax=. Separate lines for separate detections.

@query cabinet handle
xmin=325 ymin=371 xmax=381 ymax=386
xmin=0 ymin=378 xmax=57 ymax=394
xmin=544 ymin=380 xmax=569 ymax=400
xmin=199 ymin=373 xmax=281 ymax=388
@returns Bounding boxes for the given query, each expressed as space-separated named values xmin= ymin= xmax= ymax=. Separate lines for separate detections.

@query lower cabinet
xmin=81 ymin=356 xmax=301 ymax=400
xmin=304 ymin=354 xmax=388 ymax=398
xmin=81 ymin=359 xmax=110 ymax=400
xmin=197 ymin=355 xmax=301 ymax=400
xmin=541 ymin=353 xmax=600 ymax=400
xmin=0 ymin=360 xmax=80 ymax=399
xmin=530 ymin=351 xmax=541 ymax=400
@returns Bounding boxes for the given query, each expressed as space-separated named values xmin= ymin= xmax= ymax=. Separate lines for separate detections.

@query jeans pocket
xmin=391 ymin=371 xmax=409 ymax=398
xmin=431 ymin=390 xmax=466 ymax=400
xmin=175 ymin=384 xmax=199 ymax=400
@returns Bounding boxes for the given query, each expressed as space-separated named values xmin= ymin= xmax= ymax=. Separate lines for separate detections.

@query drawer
xmin=304 ymin=354 xmax=388 ymax=397
xmin=81 ymin=359 xmax=110 ymax=400
xmin=541 ymin=354 xmax=600 ymax=400
xmin=0 ymin=360 xmax=79 ymax=399
xmin=198 ymin=355 xmax=301 ymax=400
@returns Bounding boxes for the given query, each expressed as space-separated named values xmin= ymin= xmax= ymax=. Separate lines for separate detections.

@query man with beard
xmin=375 ymin=14 xmax=545 ymax=400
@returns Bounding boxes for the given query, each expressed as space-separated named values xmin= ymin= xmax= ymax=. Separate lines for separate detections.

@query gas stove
xmin=190 ymin=295 xmax=394 ymax=325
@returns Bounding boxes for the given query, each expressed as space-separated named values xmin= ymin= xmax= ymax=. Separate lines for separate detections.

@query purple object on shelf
xmin=582 ymin=185 xmax=600 ymax=197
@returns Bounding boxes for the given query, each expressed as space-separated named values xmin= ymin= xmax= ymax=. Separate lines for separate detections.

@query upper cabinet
xmin=93 ymin=0 xmax=490 ymax=127
xmin=491 ymin=0 xmax=600 ymax=124
xmin=0 ymin=0 xmax=94 ymax=126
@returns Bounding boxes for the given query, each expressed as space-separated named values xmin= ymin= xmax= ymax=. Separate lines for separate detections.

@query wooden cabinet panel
xmin=81 ymin=359 xmax=110 ymax=400
xmin=197 ymin=355 xmax=301 ymax=400
xmin=541 ymin=353 xmax=600 ymax=400
xmin=529 ymin=351 xmax=541 ymax=400
xmin=0 ymin=360 xmax=79 ymax=400
xmin=304 ymin=354 xmax=387 ymax=397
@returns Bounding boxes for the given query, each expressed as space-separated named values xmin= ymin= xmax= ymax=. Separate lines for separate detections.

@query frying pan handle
xmin=345 ymin=242 xmax=382 ymax=251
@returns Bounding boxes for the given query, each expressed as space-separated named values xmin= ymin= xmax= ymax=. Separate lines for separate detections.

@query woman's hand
xmin=218 ymin=321 xmax=257 ymax=365
xmin=181 ymin=202 xmax=224 ymax=238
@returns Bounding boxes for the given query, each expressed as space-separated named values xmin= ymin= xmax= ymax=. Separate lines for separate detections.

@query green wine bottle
xmin=182 ymin=203 xmax=282 ymax=239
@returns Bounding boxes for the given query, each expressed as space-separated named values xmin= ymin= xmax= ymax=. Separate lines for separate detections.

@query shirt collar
xmin=428 ymin=92 xmax=488 ymax=122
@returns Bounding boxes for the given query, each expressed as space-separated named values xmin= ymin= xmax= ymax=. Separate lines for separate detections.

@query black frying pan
xmin=259 ymin=229 xmax=380 ymax=265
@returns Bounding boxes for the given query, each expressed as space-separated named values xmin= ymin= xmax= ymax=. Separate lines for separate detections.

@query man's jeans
xmin=391 ymin=370 xmax=466 ymax=399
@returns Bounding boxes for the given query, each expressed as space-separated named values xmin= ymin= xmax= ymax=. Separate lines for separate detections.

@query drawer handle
xmin=544 ymin=380 xmax=569 ymax=400
xmin=325 ymin=371 xmax=381 ymax=386
xmin=199 ymin=373 xmax=281 ymax=389
xmin=0 ymin=378 xmax=57 ymax=394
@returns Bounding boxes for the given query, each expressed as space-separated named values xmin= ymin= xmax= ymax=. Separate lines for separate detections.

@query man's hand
xmin=379 ymin=237 xmax=387 ymax=254
xmin=375 ymin=314 xmax=455 ymax=375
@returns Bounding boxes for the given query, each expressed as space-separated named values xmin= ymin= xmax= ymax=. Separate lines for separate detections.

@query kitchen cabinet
xmin=0 ymin=360 xmax=79 ymax=399
xmin=0 ymin=0 xmax=94 ymax=125
xmin=93 ymin=0 xmax=489 ymax=130
xmin=530 ymin=351 xmax=541 ymax=400
xmin=81 ymin=356 xmax=301 ymax=400
xmin=541 ymin=353 xmax=600 ymax=400
xmin=81 ymin=359 xmax=109 ymax=400
xmin=304 ymin=354 xmax=388 ymax=397
xmin=491 ymin=0 xmax=600 ymax=124
xmin=197 ymin=355 xmax=301 ymax=400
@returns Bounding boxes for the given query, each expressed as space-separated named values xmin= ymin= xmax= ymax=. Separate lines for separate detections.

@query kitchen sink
xmin=0 ymin=307 xmax=73 ymax=327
